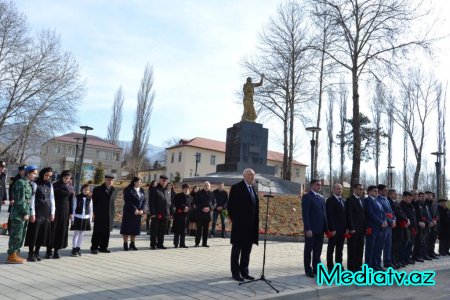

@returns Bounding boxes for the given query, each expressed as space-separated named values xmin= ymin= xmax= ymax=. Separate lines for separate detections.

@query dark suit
xmin=346 ymin=194 xmax=365 ymax=272
xmin=364 ymin=196 xmax=386 ymax=269
xmin=301 ymin=190 xmax=327 ymax=275
xmin=228 ymin=180 xmax=259 ymax=277
xmin=326 ymin=195 xmax=346 ymax=270
xmin=378 ymin=195 xmax=395 ymax=267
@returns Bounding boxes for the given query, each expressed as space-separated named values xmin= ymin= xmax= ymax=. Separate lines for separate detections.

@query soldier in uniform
xmin=6 ymin=165 xmax=38 ymax=264
xmin=7 ymin=165 xmax=27 ymax=234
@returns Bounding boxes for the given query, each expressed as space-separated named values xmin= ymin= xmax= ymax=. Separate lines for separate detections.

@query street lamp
xmin=388 ymin=166 xmax=395 ymax=189
xmin=73 ymin=137 xmax=81 ymax=184
xmin=306 ymin=126 xmax=321 ymax=182
xmin=75 ymin=125 xmax=93 ymax=193
xmin=194 ymin=153 xmax=201 ymax=177
xmin=431 ymin=151 xmax=444 ymax=199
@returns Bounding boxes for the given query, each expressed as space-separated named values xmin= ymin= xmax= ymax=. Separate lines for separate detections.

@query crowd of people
xmin=5 ymin=158 xmax=447 ymax=283
xmin=302 ymin=179 xmax=450 ymax=278
xmin=0 ymin=161 xmax=233 ymax=264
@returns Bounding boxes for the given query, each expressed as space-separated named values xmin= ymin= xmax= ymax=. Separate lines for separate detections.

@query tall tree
xmin=242 ymin=0 xmax=314 ymax=180
xmin=386 ymin=95 xmax=395 ymax=185
xmin=0 ymin=1 xmax=85 ymax=163
xmin=389 ymin=68 xmax=439 ymax=189
xmin=371 ymin=80 xmax=386 ymax=184
xmin=106 ymin=86 xmax=124 ymax=146
xmin=311 ymin=2 xmax=337 ymax=178
xmin=437 ymin=82 xmax=447 ymax=197
xmin=338 ymin=77 xmax=348 ymax=184
xmin=326 ymin=90 xmax=334 ymax=186
xmin=310 ymin=0 xmax=432 ymax=185
xmin=129 ymin=64 xmax=155 ymax=177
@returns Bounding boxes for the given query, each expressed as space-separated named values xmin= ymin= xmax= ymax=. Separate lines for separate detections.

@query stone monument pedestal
xmin=216 ymin=121 xmax=275 ymax=175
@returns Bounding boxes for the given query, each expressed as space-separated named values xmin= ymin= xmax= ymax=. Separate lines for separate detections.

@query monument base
xmin=216 ymin=121 xmax=275 ymax=175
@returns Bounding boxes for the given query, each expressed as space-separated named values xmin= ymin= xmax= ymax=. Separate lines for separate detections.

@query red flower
xmin=177 ymin=209 xmax=183 ymax=214
xmin=399 ymin=220 xmax=408 ymax=228
xmin=325 ymin=231 xmax=332 ymax=238
xmin=344 ymin=233 xmax=352 ymax=239
xmin=411 ymin=227 xmax=417 ymax=236
xmin=386 ymin=213 xmax=393 ymax=219
xmin=365 ymin=227 xmax=372 ymax=236
xmin=157 ymin=213 xmax=162 ymax=220
xmin=421 ymin=217 xmax=426 ymax=222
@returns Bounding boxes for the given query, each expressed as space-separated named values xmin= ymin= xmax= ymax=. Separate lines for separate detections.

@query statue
xmin=241 ymin=74 xmax=264 ymax=122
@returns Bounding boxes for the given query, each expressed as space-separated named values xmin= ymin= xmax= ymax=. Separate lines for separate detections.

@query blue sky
xmin=15 ymin=0 xmax=450 ymax=177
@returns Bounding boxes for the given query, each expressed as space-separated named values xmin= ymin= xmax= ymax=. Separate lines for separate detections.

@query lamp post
xmin=194 ymin=153 xmax=201 ymax=177
xmin=76 ymin=126 xmax=93 ymax=193
xmin=387 ymin=165 xmax=395 ymax=189
xmin=431 ymin=151 xmax=444 ymax=199
xmin=306 ymin=126 xmax=321 ymax=182
xmin=73 ymin=137 xmax=81 ymax=184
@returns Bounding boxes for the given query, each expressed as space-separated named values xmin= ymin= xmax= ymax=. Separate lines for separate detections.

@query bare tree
xmin=326 ymin=90 xmax=334 ymax=186
xmin=371 ymin=80 xmax=386 ymax=184
xmin=310 ymin=2 xmax=338 ymax=178
xmin=338 ymin=77 xmax=348 ymax=184
xmin=0 ymin=2 xmax=85 ymax=163
xmin=389 ymin=68 xmax=439 ymax=189
xmin=310 ymin=0 xmax=432 ymax=185
xmin=106 ymin=86 xmax=124 ymax=146
xmin=242 ymin=1 xmax=315 ymax=180
xmin=129 ymin=64 xmax=155 ymax=177
xmin=437 ymin=82 xmax=447 ymax=197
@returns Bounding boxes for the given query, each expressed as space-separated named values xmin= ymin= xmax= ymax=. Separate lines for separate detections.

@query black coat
xmin=148 ymin=184 xmax=172 ymax=219
xmin=213 ymin=189 xmax=228 ymax=211
xmin=193 ymin=189 xmax=214 ymax=221
xmin=400 ymin=201 xmax=418 ymax=232
xmin=345 ymin=194 xmax=365 ymax=234
xmin=0 ymin=171 xmax=7 ymax=202
xmin=120 ymin=186 xmax=145 ymax=235
xmin=50 ymin=181 xmax=74 ymax=249
xmin=326 ymin=195 xmax=347 ymax=233
xmin=92 ymin=184 xmax=117 ymax=232
xmin=438 ymin=205 xmax=450 ymax=240
xmin=228 ymin=180 xmax=259 ymax=247
xmin=172 ymin=192 xmax=190 ymax=234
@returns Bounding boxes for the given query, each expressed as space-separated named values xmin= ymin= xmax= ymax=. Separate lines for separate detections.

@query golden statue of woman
xmin=241 ymin=74 xmax=264 ymax=122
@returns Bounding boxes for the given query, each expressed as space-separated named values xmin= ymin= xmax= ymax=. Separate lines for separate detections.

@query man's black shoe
xmin=90 ymin=249 xmax=99 ymax=254
xmin=180 ymin=245 xmax=188 ymax=248
xmin=242 ymin=274 xmax=255 ymax=280
xmin=202 ymin=244 xmax=210 ymax=248
xmin=150 ymin=246 xmax=156 ymax=250
xmin=423 ymin=256 xmax=432 ymax=260
xmin=99 ymin=249 xmax=111 ymax=253
xmin=232 ymin=274 xmax=245 ymax=282
xmin=305 ymin=272 xmax=315 ymax=278
xmin=156 ymin=245 xmax=167 ymax=249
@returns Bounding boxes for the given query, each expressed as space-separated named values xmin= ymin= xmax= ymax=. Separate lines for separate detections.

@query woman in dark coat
xmin=120 ymin=177 xmax=145 ymax=251
xmin=187 ymin=185 xmax=199 ymax=236
xmin=172 ymin=183 xmax=191 ymax=248
xmin=25 ymin=167 xmax=55 ymax=262
xmin=47 ymin=170 xmax=74 ymax=258
xmin=438 ymin=199 xmax=450 ymax=255
xmin=193 ymin=181 xmax=214 ymax=247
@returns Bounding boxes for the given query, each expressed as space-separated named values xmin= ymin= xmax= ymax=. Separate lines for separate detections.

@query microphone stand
xmin=239 ymin=180 xmax=279 ymax=293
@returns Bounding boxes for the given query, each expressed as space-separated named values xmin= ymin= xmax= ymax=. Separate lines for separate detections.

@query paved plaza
xmin=1 ymin=205 xmax=449 ymax=299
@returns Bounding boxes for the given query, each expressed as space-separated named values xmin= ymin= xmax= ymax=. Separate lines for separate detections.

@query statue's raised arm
xmin=241 ymin=74 xmax=264 ymax=122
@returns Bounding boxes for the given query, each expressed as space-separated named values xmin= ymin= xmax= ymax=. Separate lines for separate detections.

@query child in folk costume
xmin=70 ymin=184 xmax=93 ymax=256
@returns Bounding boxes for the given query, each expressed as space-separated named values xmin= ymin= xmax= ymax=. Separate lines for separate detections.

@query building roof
xmin=47 ymin=132 xmax=122 ymax=150
xmin=167 ymin=137 xmax=306 ymax=166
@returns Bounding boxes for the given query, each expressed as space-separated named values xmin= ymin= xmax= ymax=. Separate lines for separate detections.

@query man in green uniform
xmin=6 ymin=165 xmax=38 ymax=264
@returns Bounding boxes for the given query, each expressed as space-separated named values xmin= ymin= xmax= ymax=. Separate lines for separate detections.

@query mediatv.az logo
xmin=317 ymin=264 xmax=435 ymax=286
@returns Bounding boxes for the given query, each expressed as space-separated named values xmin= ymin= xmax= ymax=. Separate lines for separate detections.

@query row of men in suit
xmin=301 ymin=179 xmax=448 ymax=278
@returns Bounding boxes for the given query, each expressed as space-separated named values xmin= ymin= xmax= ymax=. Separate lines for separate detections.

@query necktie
xmin=248 ymin=185 xmax=255 ymax=202
xmin=338 ymin=197 xmax=344 ymax=207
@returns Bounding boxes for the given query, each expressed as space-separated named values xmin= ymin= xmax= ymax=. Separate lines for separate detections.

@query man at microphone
xmin=228 ymin=168 xmax=260 ymax=282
